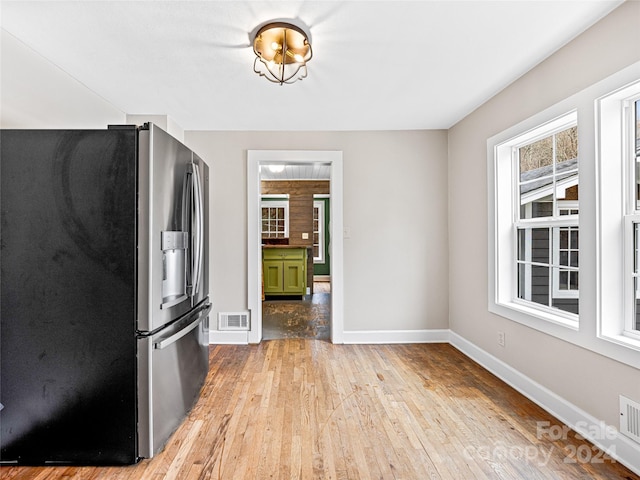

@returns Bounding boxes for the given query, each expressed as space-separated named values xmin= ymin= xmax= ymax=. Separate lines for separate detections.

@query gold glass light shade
xmin=252 ymin=21 xmax=312 ymax=85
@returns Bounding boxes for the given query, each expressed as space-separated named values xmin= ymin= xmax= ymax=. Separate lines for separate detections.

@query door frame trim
xmin=247 ymin=150 xmax=344 ymax=344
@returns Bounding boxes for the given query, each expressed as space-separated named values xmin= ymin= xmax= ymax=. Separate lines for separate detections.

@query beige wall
xmin=448 ymin=0 xmax=640 ymax=428
xmin=184 ymin=130 xmax=450 ymax=332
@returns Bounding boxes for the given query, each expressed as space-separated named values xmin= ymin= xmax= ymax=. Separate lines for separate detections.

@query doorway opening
xmin=261 ymin=188 xmax=331 ymax=340
xmin=247 ymin=150 xmax=344 ymax=344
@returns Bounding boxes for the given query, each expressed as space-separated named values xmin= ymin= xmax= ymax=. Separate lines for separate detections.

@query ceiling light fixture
xmin=251 ymin=20 xmax=312 ymax=85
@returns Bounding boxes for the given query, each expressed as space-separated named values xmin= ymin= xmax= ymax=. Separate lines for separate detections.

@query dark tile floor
xmin=262 ymin=282 xmax=331 ymax=341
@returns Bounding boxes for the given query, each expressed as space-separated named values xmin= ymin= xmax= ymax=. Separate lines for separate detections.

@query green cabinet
xmin=263 ymin=247 xmax=307 ymax=296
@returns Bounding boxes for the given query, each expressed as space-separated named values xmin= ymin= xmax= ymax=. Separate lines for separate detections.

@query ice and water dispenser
xmin=161 ymin=231 xmax=189 ymax=308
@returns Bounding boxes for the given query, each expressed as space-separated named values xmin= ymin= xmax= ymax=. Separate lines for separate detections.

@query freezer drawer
xmin=137 ymin=301 xmax=211 ymax=458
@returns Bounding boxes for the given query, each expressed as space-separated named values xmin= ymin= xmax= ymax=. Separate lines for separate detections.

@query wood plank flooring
xmin=2 ymin=341 xmax=638 ymax=479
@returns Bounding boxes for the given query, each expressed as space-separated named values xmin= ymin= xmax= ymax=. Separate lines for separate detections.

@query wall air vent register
xmin=218 ymin=312 xmax=250 ymax=331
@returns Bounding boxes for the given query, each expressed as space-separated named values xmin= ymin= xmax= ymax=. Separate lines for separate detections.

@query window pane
xmin=518 ymin=229 xmax=527 ymax=261
xmin=559 ymin=270 xmax=568 ymax=289
xmin=518 ymin=126 xmax=579 ymax=221
xmin=634 ymin=223 xmax=640 ymax=332
xmin=519 ymin=136 xmax=553 ymax=179
xmin=570 ymin=271 xmax=579 ymax=290
xmin=635 ymin=223 xmax=640 ymax=273
xmin=556 ymin=126 xmax=578 ymax=164
xmin=570 ymin=251 xmax=579 ymax=267
xmin=530 ymin=265 xmax=550 ymax=307
xmin=518 ymin=225 xmax=578 ymax=311
xmin=635 ymin=99 xmax=640 ymax=156
xmin=517 ymin=263 xmax=527 ymax=299
xmin=560 ymin=229 xmax=568 ymax=249
xmin=531 ymin=228 xmax=550 ymax=263
xmin=517 ymin=227 xmax=551 ymax=263
xmin=511 ymin=119 xmax=579 ymax=318
xmin=559 ymin=252 xmax=568 ymax=266
xmin=636 ymin=99 xmax=640 ymax=208
xmin=635 ymin=275 xmax=640 ymax=331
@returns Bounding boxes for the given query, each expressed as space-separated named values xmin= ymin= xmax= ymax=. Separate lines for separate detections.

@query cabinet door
xmin=282 ymin=260 xmax=305 ymax=294
xmin=263 ymin=260 xmax=283 ymax=294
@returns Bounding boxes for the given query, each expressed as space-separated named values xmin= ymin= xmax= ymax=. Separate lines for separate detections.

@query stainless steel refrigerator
xmin=0 ymin=123 xmax=210 ymax=465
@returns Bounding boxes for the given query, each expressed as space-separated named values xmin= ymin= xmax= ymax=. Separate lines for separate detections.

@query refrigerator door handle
xmin=191 ymin=163 xmax=204 ymax=297
xmin=183 ymin=166 xmax=194 ymax=295
xmin=154 ymin=303 xmax=211 ymax=350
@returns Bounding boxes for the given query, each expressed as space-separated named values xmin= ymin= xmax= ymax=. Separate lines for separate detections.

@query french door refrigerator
xmin=0 ymin=123 xmax=210 ymax=465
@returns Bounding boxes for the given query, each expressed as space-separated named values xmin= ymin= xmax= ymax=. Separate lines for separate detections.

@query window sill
xmin=491 ymin=298 xmax=579 ymax=332
xmin=599 ymin=332 xmax=640 ymax=353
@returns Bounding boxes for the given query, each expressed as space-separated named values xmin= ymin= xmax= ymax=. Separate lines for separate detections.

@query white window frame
xmin=492 ymin=110 xmax=579 ymax=329
xmin=260 ymin=196 xmax=289 ymax=238
xmin=313 ymin=199 xmax=325 ymax=264
xmin=597 ymin=79 xmax=640 ymax=351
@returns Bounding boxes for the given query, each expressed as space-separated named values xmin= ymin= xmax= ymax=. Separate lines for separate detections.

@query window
xmin=313 ymin=200 xmax=325 ymax=263
xmin=517 ymin=125 xmax=579 ymax=315
xmin=597 ymin=77 xmax=640 ymax=352
xmin=261 ymin=197 xmax=289 ymax=238
xmin=492 ymin=113 xmax=580 ymax=326
xmin=625 ymin=97 xmax=640 ymax=338
xmin=490 ymin=65 xmax=640 ymax=367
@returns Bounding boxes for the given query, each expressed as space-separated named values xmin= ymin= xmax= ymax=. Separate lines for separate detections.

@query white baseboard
xmin=449 ymin=331 xmax=640 ymax=477
xmin=209 ymin=329 xmax=248 ymax=345
xmin=342 ymin=329 xmax=450 ymax=344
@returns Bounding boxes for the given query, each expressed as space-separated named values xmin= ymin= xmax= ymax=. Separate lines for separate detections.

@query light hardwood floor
xmin=2 ymin=341 xmax=638 ymax=479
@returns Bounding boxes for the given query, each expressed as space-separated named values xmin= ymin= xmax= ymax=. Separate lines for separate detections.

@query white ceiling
xmin=0 ymin=0 xmax=623 ymax=132
xmin=260 ymin=162 xmax=331 ymax=180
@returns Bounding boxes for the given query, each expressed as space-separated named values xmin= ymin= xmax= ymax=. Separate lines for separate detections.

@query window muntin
xmin=515 ymin=125 xmax=579 ymax=317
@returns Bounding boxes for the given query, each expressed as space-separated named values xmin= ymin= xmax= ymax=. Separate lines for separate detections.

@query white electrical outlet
xmin=497 ymin=331 xmax=506 ymax=347
xmin=302 ymin=232 xmax=309 ymax=239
